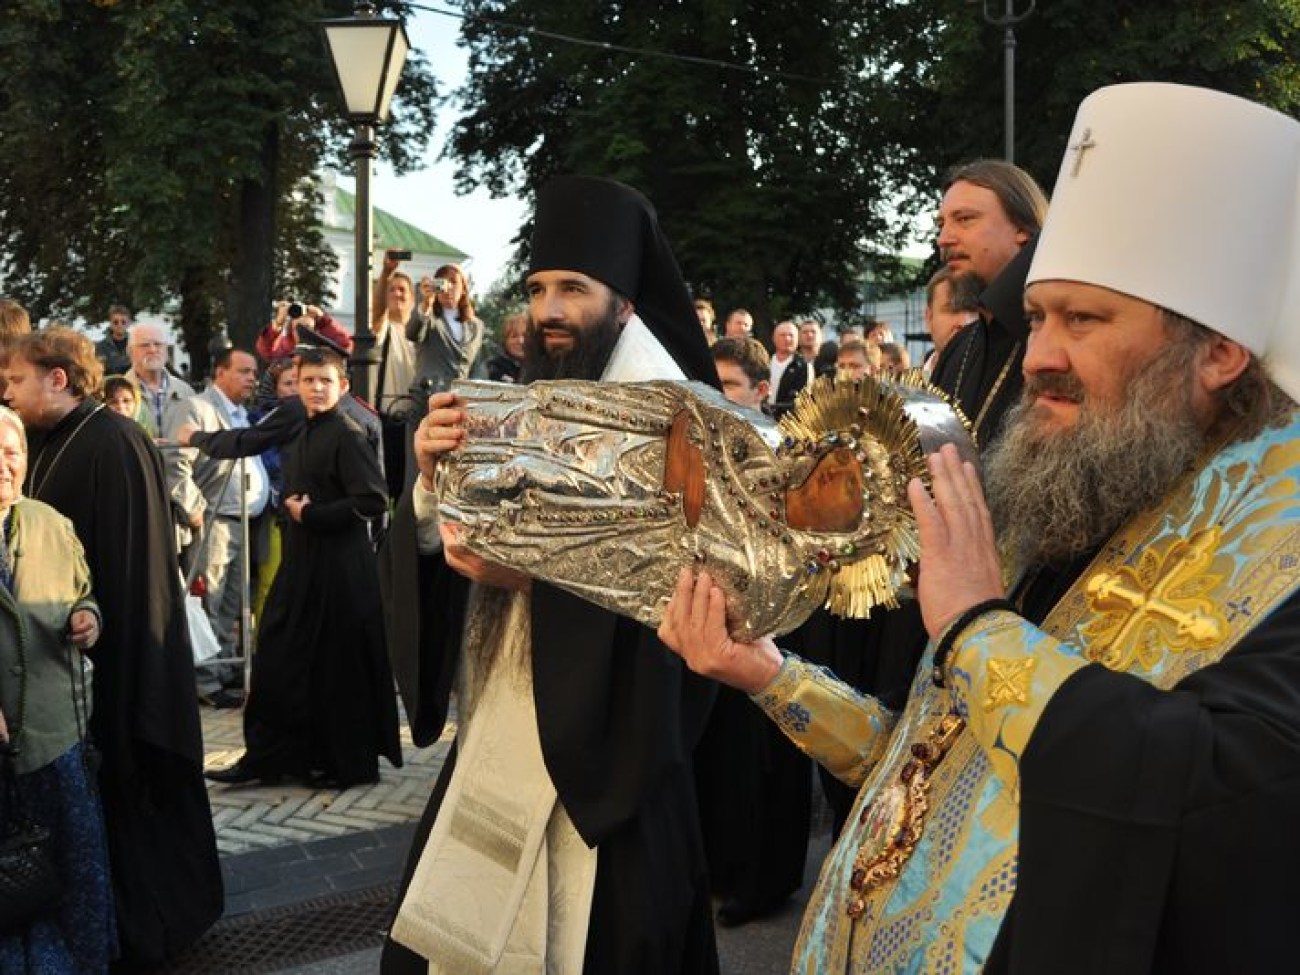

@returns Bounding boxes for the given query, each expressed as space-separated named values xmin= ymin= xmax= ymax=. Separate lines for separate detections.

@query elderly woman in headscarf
xmin=0 ymin=405 xmax=117 ymax=973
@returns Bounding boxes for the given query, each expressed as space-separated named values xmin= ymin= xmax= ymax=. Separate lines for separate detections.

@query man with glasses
xmin=124 ymin=321 xmax=194 ymax=436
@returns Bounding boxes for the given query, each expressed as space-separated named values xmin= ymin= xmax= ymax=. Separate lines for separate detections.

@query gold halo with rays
xmin=777 ymin=370 xmax=960 ymax=618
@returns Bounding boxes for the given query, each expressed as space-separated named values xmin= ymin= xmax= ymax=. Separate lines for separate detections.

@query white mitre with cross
xmin=1028 ymin=82 xmax=1300 ymax=400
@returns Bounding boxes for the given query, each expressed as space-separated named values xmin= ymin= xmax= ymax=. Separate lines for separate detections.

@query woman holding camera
xmin=406 ymin=263 xmax=484 ymax=397
xmin=256 ymin=301 xmax=354 ymax=363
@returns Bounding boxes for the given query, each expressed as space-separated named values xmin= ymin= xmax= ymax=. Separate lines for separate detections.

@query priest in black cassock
xmin=205 ymin=347 xmax=400 ymax=788
xmin=812 ymin=161 xmax=1049 ymax=834
xmin=4 ymin=327 xmax=222 ymax=968
xmin=380 ymin=176 xmax=721 ymax=974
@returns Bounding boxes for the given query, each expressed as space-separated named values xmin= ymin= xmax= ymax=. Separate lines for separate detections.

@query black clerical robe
xmin=26 ymin=402 xmax=222 ymax=965
xmin=242 ymin=408 xmax=400 ymax=785
xmin=985 ymin=568 xmax=1300 ymax=974
xmin=929 ymin=236 xmax=1037 ymax=448
xmin=189 ymin=392 xmax=382 ymax=465
xmin=694 ymin=614 xmax=820 ymax=915
xmin=379 ymin=491 xmax=720 ymax=974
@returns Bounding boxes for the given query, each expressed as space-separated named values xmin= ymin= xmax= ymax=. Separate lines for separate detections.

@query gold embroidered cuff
xmin=946 ymin=611 xmax=1089 ymax=798
xmin=750 ymin=654 xmax=895 ymax=788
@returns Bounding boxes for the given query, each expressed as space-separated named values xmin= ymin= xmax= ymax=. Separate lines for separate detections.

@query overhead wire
xmin=403 ymin=1 xmax=839 ymax=87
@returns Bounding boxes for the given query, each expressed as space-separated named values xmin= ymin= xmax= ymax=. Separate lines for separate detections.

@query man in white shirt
xmin=163 ymin=348 xmax=269 ymax=706
xmin=768 ymin=319 xmax=812 ymax=416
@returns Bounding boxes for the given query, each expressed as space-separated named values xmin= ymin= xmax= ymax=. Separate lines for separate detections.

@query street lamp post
xmin=320 ymin=2 xmax=410 ymax=408
xmin=978 ymin=0 xmax=1036 ymax=164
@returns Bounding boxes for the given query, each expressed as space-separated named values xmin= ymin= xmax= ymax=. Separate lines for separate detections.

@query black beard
xmin=984 ymin=337 xmax=1207 ymax=571
xmin=521 ymin=301 xmax=624 ymax=382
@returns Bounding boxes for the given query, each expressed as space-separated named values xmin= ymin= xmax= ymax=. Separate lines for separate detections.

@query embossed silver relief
xmin=434 ymin=374 xmax=974 ymax=639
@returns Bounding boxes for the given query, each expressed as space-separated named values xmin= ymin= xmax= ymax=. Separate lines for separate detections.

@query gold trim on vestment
xmin=448 ymin=793 xmax=528 ymax=873
xmin=824 ymin=415 xmax=1300 ymax=969
xmin=1082 ymin=527 xmax=1227 ymax=671
xmin=845 ymin=711 xmax=965 ymax=917
xmin=983 ymin=657 xmax=1037 ymax=711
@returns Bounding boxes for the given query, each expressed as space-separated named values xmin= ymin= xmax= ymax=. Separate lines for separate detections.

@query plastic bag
xmin=185 ymin=593 xmax=221 ymax=665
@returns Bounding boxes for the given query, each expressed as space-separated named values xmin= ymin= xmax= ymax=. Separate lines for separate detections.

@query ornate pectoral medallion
xmin=846 ymin=712 xmax=965 ymax=918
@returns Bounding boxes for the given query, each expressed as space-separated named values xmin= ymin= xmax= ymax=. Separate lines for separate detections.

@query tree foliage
xmin=924 ymin=0 xmax=1300 ymax=196
xmin=446 ymin=0 xmax=938 ymax=333
xmin=3 ymin=0 xmax=1297 ymax=364
xmin=0 ymin=0 xmax=438 ymax=373
xmin=442 ymin=0 xmax=1300 ymax=333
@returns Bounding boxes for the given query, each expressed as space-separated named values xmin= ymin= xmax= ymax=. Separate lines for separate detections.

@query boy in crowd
xmin=207 ymin=349 xmax=400 ymax=789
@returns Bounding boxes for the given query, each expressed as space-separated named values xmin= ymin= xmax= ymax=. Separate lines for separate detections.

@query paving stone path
xmin=201 ymin=699 xmax=450 ymax=857
xmin=196 ymin=696 xmax=817 ymax=974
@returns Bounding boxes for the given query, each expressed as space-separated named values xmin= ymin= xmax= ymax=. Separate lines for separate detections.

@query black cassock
xmin=379 ymin=492 xmax=720 ymax=974
xmin=26 ymin=402 xmax=222 ymax=966
xmin=693 ymin=614 xmax=821 ymax=917
xmin=981 ymin=560 xmax=1300 ymax=974
xmin=242 ymin=408 xmax=400 ymax=785
xmin=928 ymin=236 xmax=1036 ymax=450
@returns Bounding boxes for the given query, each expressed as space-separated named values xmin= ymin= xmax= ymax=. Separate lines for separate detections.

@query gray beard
xmin=984 ymin=340 xmax=1207 ymax=572
xmin=459 ymin=585 xmax=530 ymax=718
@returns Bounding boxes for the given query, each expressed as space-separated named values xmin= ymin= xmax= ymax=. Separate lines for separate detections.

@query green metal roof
xmin=328 ymin=186 xmax=469 ymax=259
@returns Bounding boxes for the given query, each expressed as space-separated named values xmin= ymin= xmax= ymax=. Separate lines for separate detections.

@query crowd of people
xmin=0 ymin=245 xmax=495 ymax=968
xmin=690 ymin=299 xmax=950 ymax=422
xmin=2 ymin=79 xmax=1300 ymax=975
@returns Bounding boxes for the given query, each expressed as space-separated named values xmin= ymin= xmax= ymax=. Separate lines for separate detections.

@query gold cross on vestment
xmin=1068 ymin=127 xmax=1097 ymax=176
xmin=1082 ymin=528 xmax=1227 ymax=672
xmin=983 ymin=657 xmax=1036 ymax=712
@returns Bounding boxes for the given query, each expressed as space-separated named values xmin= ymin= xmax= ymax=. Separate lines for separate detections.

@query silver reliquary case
xmin=433 ymin=373 xmax=976 ymax=640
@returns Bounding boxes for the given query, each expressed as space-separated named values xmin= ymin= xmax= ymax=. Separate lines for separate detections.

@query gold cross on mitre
xmin=1067 ymin=126 xmax=1097 ymax=176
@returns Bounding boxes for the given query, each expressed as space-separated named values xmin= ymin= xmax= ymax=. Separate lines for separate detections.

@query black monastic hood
xmin=529 ymin=175 xmax=719 ymax=387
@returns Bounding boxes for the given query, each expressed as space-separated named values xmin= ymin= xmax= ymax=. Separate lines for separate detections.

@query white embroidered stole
xmin=391 ymin=591 xmax=597 ymax=973
xmin=393 ymin=317 xmax=685 ymax=970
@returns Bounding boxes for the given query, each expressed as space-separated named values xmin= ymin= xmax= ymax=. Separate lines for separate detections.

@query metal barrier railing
xmin=155 ymin=443 xmax=256 ymax=695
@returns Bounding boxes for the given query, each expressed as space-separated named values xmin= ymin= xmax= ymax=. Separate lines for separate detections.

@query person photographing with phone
xmin=374 ymin=254 xmax=483 ymax=492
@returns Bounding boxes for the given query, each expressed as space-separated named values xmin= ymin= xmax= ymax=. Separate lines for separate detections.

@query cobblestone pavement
xmin=193 ymin=698 xmax=822 ymax=974
xmin=201 ymin=698 xmax=449 ymax=858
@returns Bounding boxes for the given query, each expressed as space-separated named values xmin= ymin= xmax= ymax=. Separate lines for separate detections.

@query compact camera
xmin=287 ymin=301 xmax=307 ymax=320
xmin=414 ymin=375 xmax=451 ymax=396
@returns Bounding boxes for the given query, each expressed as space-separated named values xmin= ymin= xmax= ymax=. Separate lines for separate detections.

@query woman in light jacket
xmin=0 ymin=405 xmax=117 ymax=973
